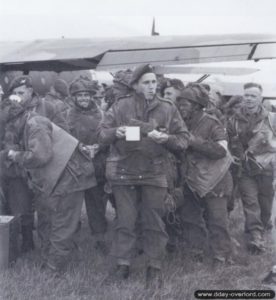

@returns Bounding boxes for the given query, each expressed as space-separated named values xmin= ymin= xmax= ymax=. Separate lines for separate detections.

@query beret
xmin=160 ymin=78 xmax=185 ymax=95
xmin=130 ymin=64 xmax=155 ymax=85
xmin=8 ymin=75 xmax=32 ymax=93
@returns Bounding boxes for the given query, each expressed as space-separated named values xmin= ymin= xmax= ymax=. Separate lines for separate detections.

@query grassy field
xmin=0 ymin=200 xmax=275 ymax=300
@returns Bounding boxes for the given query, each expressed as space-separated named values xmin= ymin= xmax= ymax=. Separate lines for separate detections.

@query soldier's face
xmin=134 ymin=73 xmax=157 ymax=101
xmin=93 ymin=88 xmax=105 ymax=107
xmin=177 ymin=99 xmax=194 ymax=120
xmin=12 ymin=85 xmax=33 ymax=104
xmin=244 ymin=87 xmax=262 ymax=110
xmin=75 ymin=91 xmax=92 ymax=108
xmin=163 ymin=87 xmax=181 ymax=103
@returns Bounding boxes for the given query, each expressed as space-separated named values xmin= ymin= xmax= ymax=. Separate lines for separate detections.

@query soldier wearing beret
xmin=3 ymin=94 xmax=96 ymax=272
xmin=99 ymin=64 xmax=189 ymax=286
xmin=160 ymin=78 xmax=184 ymax=104
xmin=2 ymin=75 xmax=69 ymax=253
xmin=7 ymin=75 xmax=68 ymax=129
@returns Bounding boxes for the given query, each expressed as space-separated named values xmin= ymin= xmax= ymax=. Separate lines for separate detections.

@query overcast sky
xmin=0 ymin=0 xmax=276 ymax=40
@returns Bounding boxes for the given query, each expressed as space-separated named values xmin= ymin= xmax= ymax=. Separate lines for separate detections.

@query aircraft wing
xmin=0 ymin=34 xmax=275 ymax=72
xmin=154 ymin=65 xmax=260 ymax=76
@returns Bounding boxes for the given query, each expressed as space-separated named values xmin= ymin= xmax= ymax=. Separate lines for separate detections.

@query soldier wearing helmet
xmin=112 ymin=69 xmax=133 ymax=100
xmin=69 ymin=76 xmax=97 ymax=108
xmin=175 ymin=85 xmax=233 ymax=268
xmin=67 ymin=77 xmax=108 ymax=253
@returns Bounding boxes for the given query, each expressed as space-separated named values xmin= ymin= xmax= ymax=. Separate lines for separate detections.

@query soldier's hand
xmin=7 ymin=150 xmax=18 ymax=161
xmin=81 ymin=144 xmax=100 ymax=158
xmin=148 ymin=130 xmax=169 ymax=144
xmin=116 ymin=126 xmax=126 ymax=139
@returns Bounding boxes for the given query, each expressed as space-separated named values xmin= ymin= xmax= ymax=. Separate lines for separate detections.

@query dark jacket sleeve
xmin=227 ymin=117 xmax=245 ymax=159
xmin=165 ymin=106 xmax=190 ymax=152
xmin=189 ymin=137 xmax=226 ymax=159
xmin=97 ymin=105 xmax=118 ymax=145
xmin=40 ymin=98 xmax=69 ymax=132
xmin=14 ymin=118 xmax=54 ymax=168
xmin=189 ymin=119 xmax=227 ymax=159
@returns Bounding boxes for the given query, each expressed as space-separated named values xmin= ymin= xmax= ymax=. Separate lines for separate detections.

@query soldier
xmin=112 ymin=69 xmax=133 ymax=100
xmin=98 ymin=64 xmax=189 ymax=285
xmin=228 ymin=82 xmax=275 ymax=254
xmin=52 ymin=78 xmax=69 ymax=102
xmin=159 ymin=78 xmax=186 ymax=252
xmin=188 ymin=82 xmax=226 ymax=126
xmin=67 ymin=77 xmax=108 ymax=253
xmin=2 ymin=75 xmax=68 ymax=253
xmin=93 ymin=82 xmax=106 ymax=110
xmin=4 ymin=95 xmax=96 ymax=272
xmin=175 ymin=85 xmax=233 ymax=267
xmin=44 ymin=78 xmax=70 ymax=117
xmin=222 ymin=95 xmax=243 ymax=122
xmin=160 ymin=78 xmax=184 ymax=103
xmin=7 ymin=76 xmax=68 ymax=129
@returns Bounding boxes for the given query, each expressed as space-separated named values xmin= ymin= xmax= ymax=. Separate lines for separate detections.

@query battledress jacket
xmin=67 ymin=102 xmax=107 ymax=183
xmin=228 ymin=106 xmax=276 ymax=177
xmin=10 ymin=112 xmax=96 ymax=197
xmin=98 ymin=93 xmax=190 ymax=187
xmin=184 ymin=111 xmax=233 ymax=198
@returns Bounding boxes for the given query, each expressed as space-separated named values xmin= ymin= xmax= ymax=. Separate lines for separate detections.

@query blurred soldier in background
xmin=44 ymin=78 xmax=70 ymax=117
xmin=46 ymin=78 xmax=69 ymax=102
xmin=160 ymin=78 xmax=184 ymax=104
xmin=67 ymin=77 xmax=108 ymax=254
xmin=101 ymin=69 xmax=133 ymax=111
xmin=112 ymin=69 xmax=133 ymax=100
xmin=93 ymin=82 xmax=106 ymax=110
xmin=222 ymin=95 xmax=243 ymax=123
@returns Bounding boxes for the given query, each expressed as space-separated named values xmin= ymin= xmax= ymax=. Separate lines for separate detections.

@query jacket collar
xmin=234 ymin=105 xmax=267 ymax=124
xmin=134 ymin=92 xmax=159 ymax=110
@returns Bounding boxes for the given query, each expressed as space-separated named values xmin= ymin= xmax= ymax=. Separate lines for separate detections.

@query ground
xmin=0 ymin=200 xmax=275 ymax=300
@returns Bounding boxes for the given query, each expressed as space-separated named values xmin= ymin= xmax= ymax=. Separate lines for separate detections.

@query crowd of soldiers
xmin=0 ymin=63 xmax=275 ymax=286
